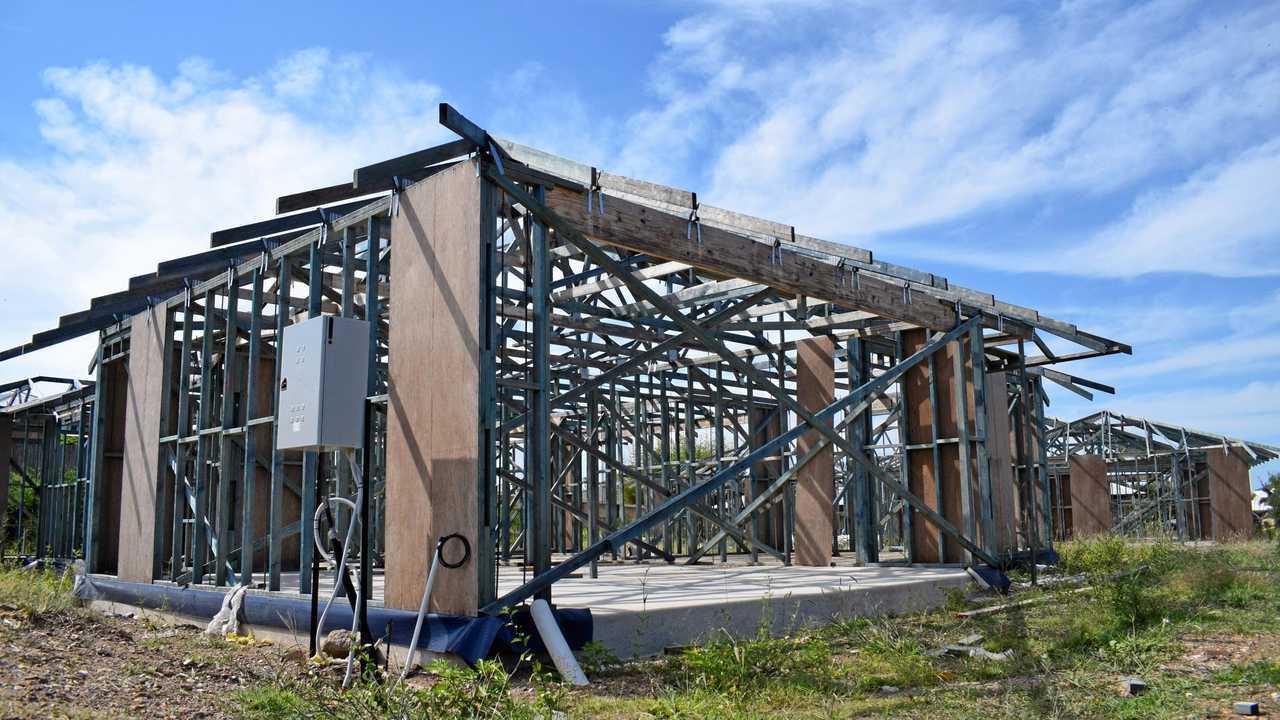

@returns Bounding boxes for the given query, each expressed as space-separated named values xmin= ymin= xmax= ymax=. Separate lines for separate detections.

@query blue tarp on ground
xmin=73 ymin=574 xmax=591 ymax=666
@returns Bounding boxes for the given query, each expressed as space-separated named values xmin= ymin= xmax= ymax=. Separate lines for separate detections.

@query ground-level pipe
xmin=400 ymin=533 xmax=471 ymax=683
xmin=399 ymin=538 xmax=444 ymax=683
xmin=340 ymin=450 xmax=366 ymax=689
xmin=530 ymin=599 xmax=589 ymax=686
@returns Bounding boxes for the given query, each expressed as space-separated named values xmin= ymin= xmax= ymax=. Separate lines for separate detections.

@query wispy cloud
xmin=0 ymin=50 xmax=449 ymax=381
xmin=614 ymin=1 xmax=1280 ymax=278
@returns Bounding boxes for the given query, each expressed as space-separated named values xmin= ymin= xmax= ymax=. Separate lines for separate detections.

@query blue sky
xmin=1 ymin=1 xmax=1277 ymax=485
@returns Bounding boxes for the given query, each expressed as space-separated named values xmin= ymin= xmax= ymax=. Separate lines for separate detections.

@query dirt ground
xmin=0 ymin=603 xmax=299 ymax=719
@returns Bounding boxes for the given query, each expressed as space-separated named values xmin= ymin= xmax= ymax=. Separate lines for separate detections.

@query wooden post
xmin=385 ymin=161 xmax=483 ymax=614
xmin=1205 ymin=448 xmax=1253 ymax=540
xmin=983 ymin=372 xmax=1019 ymax=555
xmin=794 ymin=337 xmax=834 ymax=567
xmin=902 ymin=329 xmax=975 ymax=563
xmin=118 ymin=305 xmax=171 ymax=582
xmin=1068 ymin=454 xmax=1111 ymax=538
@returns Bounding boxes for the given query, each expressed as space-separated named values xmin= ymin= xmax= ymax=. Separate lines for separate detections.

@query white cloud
xmin=1017 ymin=140 xmax=1280 ymax=277
xmin=614 ymin=0 xmax=1280 ymax=277
xmin=0 ymin=50 xmax=450 ymax=384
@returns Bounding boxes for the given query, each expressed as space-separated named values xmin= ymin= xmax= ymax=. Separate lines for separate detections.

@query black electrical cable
xmin=438 ymin=533 xmax=471 ymax=569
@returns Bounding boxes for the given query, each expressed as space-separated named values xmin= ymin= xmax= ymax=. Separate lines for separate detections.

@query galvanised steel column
xmin=192 ymin=289 xmax=216 ymax=584
xmin=172 ymin=295 xmax=195 ymax=580
xmin=477 ymin=179 xmax=499 ymax=608
xmin=848 ymin=337 xmax=877 ymax=564
xmin=267 ymin=257 xmax=291 ymax=591
xmin=216 ymin=269 xmax=241 ymax=586
xmin=968 ymin=324 xmax=995 ymax=559
xmin=83 ymin=341 xmax=108 ymax=570
xmin=526 ymin=185 xmax=552 ymax=601
xmin=1033 ymin=377 xmax=1053 ymax=548
xmin=239 ymin=268 xmax=265 ymax=586
xmin=951 ymin=330 xmax=975 ymax=565
xmin=298 ymin=240 xmax=323 ymax=595
xmin=587 ymin=391 xmax=599 ymax=579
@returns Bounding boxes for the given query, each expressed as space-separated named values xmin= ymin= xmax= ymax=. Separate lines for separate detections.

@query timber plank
xmin=543 ymin=186 xmax=955 ymax=331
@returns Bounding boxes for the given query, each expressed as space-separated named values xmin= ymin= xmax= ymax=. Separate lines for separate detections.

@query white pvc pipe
xmin=530 ymin=599 xmax=589 ymax=686
xmin=314 ymin=491 xmax=361 ymax=640
xmin=341 ymin=451 xmax=366 ymax=689
xmin=398 ymin=538 xmax=444 ymax=683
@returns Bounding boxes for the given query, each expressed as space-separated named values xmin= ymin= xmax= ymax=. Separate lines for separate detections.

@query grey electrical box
xmin=276 ymin=315 xmax=371 ymax=451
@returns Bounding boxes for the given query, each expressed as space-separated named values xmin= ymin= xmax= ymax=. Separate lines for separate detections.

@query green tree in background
xmin=1260 ymin=473 xmax=1280 ymax=541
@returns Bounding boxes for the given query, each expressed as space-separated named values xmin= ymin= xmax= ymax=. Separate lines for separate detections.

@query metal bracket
xmin=390 ymin=175 xmax=410 ymax=217
xmin=316 ymin=208 xmax=331 ymax=248
xmin=488 ymin=141 xmax=506 ymax=176
xmin=686 ymin=193 xmax=701 ymax=244
xmin=836 ymin=258 xmax=860 ymax=289
xmin=586 ymin=167 xmax=604 ymax=217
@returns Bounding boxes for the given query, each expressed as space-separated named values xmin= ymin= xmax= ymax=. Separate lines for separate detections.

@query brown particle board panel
xmin=118 ymin=305 xmax=169 ymax=583
xmin=983 ymin=372 xmax=1018 ymax=554
xmin=385 ymin=161 xmax=482 ymax=615
xmin=1206 ymin=448 xmax=1253 ymax=540
xmin=903 ymin=329 xmax=976 ymax=564
xmin=794 ymin=336 xmax=834 ymax=567
xmin=1069 ymin=454 xmax=1112 ymax=538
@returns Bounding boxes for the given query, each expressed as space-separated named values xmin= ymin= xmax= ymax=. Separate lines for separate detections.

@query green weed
xmin=668 ymin=628 xmax=835 ymax=696
xmin=0 ymin=567 xmax=79 ymax=618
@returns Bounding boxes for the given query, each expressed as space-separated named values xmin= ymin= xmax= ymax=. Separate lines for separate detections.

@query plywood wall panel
xmin=385 ymin=161 xmax=482 ymax=614
xmin=983 ymin=372 xmax=1018 ymax=555
xmin=1206 ymin=449 xmax=1253 ymax=540
xmin=794 ymin=337 xmax=834 ymax=567
xmin=1069 ymin=454 xmax=1111 ymax=538
xmin=118 ymin=305 xmax=169 ymax=582
xmin=902 ymin=330 xmax=976 ymax=564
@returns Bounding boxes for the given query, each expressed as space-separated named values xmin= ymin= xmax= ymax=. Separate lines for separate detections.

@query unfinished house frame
xmin=1 ymin=378 xmax=97 ymax=560
xmin=1046 ymin=411 xmax=1276 ymax=542
xmin=2 ymin=105 xmax=1133 ymax=627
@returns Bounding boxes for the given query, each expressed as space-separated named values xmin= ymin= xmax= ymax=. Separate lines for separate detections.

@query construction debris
xmin=205 ymin=584 xmax=249 ymax=638
xmin=925 ymin=634 xmax=1012 ymax=662
xmin=1232 ymin=701 xmax=1260 ymax=716
xmin=1117 ymin=677 xmax=1147 ymax=696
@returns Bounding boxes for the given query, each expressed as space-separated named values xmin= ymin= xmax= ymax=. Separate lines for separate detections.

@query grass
xmin=563 ymin=538 xmax=1280 ymax=719
xmin=8 ymin=540 xmax=1280 ymax=719
xmin=228 ymin=538 xmax=1280 ymax=718
xmin=235 ymin=658 xmax=559 ymax=720
xmin=0 ymin=564 xmax=80 ymax=619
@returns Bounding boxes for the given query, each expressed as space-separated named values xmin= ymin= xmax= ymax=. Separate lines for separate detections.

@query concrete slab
xmin=157 ymin=555 xmax=972 ymax=660
xmin=499 ymin=557 xmax=972 ymax=657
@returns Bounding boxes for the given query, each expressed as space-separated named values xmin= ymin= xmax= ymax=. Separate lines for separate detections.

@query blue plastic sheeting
xmin=73 ymin=574 xmax=591 ymax=666
xmin=970 ymin=565 xmax=1012 ymax=594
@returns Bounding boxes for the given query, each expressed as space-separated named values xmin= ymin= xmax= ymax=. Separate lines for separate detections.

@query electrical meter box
xmin=276 ymin=315 xmax=371 ymax=451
